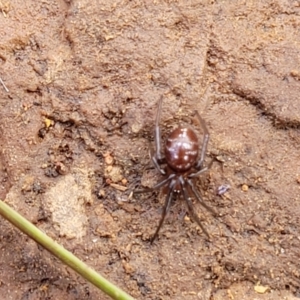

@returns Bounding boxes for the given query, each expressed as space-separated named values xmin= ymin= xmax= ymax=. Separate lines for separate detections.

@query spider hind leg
xmin=180 ymin=177 xmax=211 ymax=239
xmin=151 ymin=178 xmax=176 ymax=243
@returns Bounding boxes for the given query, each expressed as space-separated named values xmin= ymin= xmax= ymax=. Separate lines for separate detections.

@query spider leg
xmin=148 ymin=146 xmax=166 ymax=175
xmin=152 ymin=155 xmax=166 ymax=175
xmin=194 ymin=111 xmax=210 ymax=170
xmin=154 ymin=97 xmax=164 ymax=163
xmin=151 ymin=178 xmax=176 ymax=243
xmin=179 ymin=177 xmax=210 ymax=239
xmin=187 ymin=178 xmax=217 ymax=216
xmin=188 ymin=158 xmax=214 ymax=178
xmin=133 ymin=174 xmax=176 ymax=194
xmin=188 ymin=166 xmax=208 ymax=178
xmin=147 ymin=97 xmax=166 ymax=175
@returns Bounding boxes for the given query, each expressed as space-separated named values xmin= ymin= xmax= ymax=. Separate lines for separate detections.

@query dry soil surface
xmin=0 ymin=1 xmax=300 ymax=300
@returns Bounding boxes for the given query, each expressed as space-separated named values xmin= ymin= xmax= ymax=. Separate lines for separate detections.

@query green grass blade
xmin=0 ymin=200 xmax=135 ymax=300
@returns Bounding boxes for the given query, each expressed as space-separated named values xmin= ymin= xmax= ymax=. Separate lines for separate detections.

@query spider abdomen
xmin=165 ymin=127 xmax=199 ymax=172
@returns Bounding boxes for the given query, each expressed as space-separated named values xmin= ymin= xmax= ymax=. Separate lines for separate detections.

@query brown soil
xmin=0 ymin=1 xmax=300 ymax=299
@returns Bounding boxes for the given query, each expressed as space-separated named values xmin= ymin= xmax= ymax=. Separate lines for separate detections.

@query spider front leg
xmin=194 ymin=111 xmax=210 ymax=170
xmin=152 ymin=97 xmax=166 ymax=175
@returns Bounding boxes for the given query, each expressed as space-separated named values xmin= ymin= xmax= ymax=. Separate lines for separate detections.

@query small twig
xmin=0 ymin=76 xmax=9 ymax=92
xmin=110 ymin=183 xmax=128 ymax=192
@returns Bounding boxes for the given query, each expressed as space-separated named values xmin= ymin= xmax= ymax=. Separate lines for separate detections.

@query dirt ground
xmin=0 ymin=0 xmax=300 ymax=299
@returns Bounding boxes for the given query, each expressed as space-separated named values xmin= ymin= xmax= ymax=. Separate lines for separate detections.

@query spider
xmin=134 ymin=97 xmax=217 ymax=243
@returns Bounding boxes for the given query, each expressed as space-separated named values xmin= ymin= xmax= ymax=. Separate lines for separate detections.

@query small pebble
xmin=254 ymin=284 xmax=269 ymax=294
xmin=98 ymin=189 xmax=105 ymax=197
xmin=104 ymin=152 xmax=114 ymax=165
xmin=44 ymin=118 xmax=52 ymax=128
xmin=242 ymin=184 xmax=249 ymax=192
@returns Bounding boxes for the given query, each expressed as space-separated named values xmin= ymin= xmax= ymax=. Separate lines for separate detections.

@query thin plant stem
xmin=0 ymin=200 xmax=135 ymax=300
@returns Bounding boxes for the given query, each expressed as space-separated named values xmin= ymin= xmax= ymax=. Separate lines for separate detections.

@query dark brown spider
xmin=134 ymin=97 xmax=217 ymax=243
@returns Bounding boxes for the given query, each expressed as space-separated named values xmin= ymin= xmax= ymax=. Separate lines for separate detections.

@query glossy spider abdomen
xmin=165 ymin=127 xmax=199 ymax=172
